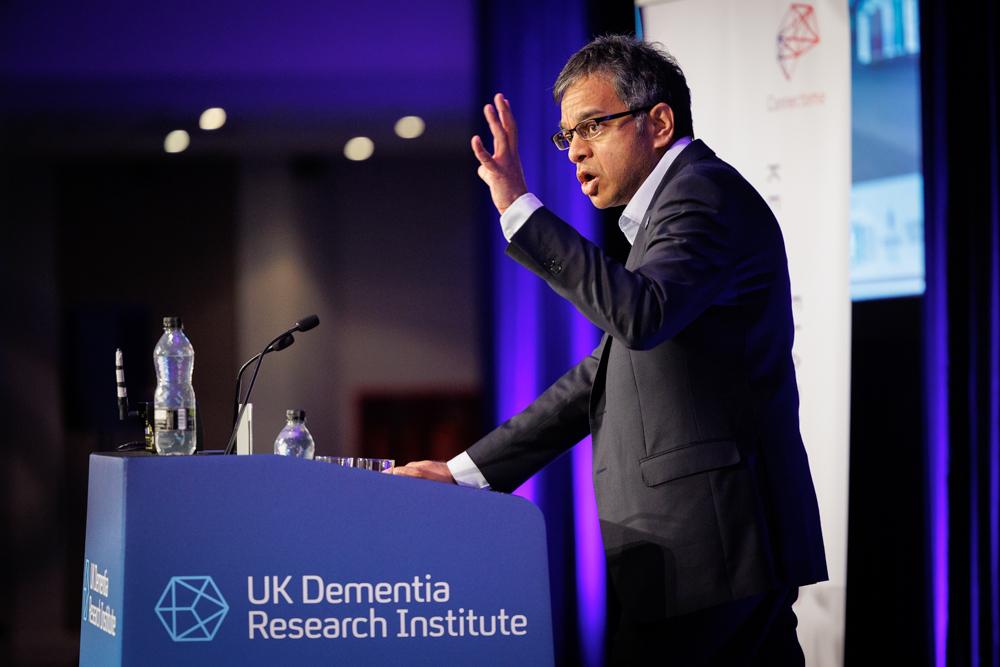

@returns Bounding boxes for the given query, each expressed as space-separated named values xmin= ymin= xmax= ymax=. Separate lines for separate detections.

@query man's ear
xmin=649 ymin=102 xmax=675 ymax=149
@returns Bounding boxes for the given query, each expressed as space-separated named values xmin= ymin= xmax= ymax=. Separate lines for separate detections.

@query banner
xmin=639 ymin=2 xmax=851 ymax=663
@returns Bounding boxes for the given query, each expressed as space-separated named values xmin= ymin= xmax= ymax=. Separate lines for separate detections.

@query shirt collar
xmin=619 ymin=136 xmax=693 ymax=245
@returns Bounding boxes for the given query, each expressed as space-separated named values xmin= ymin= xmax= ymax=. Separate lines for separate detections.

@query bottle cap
xmin=286 ymin=409 xmax=305 ymax=421
xmin=163 ymin=316 xmax=182 ymax=328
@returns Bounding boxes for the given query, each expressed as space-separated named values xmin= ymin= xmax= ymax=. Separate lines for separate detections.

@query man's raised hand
xmin=471 ymin=93 xmax=528 ymax=214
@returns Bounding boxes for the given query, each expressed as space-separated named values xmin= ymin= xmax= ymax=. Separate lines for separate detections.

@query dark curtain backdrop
xmin=922 ymin=0 xmax=1000 ymax=665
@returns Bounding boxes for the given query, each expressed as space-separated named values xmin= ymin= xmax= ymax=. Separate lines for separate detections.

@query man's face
xmin=559 ymin=74 xmax=661 ymax=209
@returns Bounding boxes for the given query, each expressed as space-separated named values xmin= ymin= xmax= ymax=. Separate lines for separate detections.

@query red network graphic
xmin=777 ymin=3 xmax=820 ymax=80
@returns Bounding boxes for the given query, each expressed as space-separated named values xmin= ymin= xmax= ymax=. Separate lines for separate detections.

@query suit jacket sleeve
xmin=506 ymin=169 xmax=742 ymax=351
xmin=465 ymin=339 xmax=604 ymax=493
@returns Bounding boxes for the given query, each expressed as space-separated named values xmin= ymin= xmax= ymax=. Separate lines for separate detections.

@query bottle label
xmin=154 ymin=408 xmax=196 ymax=431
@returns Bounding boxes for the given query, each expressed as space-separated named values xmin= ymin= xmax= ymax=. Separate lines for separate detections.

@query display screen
xmin=850 ymin=0 xmax=924 ymax=300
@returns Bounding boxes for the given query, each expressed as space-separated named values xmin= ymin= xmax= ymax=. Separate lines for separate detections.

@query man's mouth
xmin=578 ymin=171 xmax=598 ymax=197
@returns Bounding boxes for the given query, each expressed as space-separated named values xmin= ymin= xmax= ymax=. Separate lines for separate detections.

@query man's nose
xmin=568 ymin=134 xmax=590 ymax=163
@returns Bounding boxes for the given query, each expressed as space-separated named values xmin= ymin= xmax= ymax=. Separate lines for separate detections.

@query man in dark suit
xmin=394 ymin=35 xmax=827 ymax=665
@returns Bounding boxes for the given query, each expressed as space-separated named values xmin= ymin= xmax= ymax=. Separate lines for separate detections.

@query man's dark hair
xmin=553 ymin=34 xmax=694 ymax=139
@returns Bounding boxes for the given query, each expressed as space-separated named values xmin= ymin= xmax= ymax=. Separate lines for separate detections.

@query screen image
xmin=850 ymin=0 xmax=924 ymax=300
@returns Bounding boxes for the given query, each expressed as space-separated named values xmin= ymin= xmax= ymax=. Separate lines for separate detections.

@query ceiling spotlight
xmin=394 ymin=115 xmax=425 ymax=139
xmin=344 ymin=136 xmax=374 ymax=161
xmin=164 ymin=130 xmax=190 ymax=154
xmin=199 ymin=107 xmax=227 ymax=131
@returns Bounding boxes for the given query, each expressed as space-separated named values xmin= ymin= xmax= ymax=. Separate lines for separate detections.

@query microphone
xmin=232 ymin=334 xmax=295 ymax=427
xmin=114 ymin=348 xmax=153 ymax=452
xmin=224 ymin=315 xmax=320 ymax=455
xmin=116 ymin=348 xmax=128 ymax=420
xmin=236 ymin=316 xmax=319 ymax=432
xmin=296 ymin=314 xmax=320 ymax=332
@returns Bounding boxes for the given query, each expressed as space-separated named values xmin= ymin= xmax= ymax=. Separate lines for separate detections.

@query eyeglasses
xmin=551 ymin=106 xmax=653 ymax=150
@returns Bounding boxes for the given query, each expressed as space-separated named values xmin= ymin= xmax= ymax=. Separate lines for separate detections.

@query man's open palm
xmin=471 ymin=93 xmax=529 ymax=214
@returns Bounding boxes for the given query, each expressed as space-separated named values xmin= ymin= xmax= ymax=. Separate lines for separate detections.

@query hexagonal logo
xmin=155 ymin=576 xmax=229 ymax=642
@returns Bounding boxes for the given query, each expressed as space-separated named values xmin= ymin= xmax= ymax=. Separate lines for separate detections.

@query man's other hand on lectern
xmin=391 ymin=460 xmax=457 ymax=484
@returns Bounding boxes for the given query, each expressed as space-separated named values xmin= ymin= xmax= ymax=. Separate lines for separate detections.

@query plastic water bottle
xmin=153 ymin=316 xmax=197 ymax=455
xmin=273 ymin=410 xmax=315 ymax=459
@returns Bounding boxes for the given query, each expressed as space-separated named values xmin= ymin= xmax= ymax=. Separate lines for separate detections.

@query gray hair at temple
xmin=553 ymin=34 xmax=694 ymax=139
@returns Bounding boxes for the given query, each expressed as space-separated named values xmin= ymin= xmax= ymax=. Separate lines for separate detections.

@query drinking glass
xmin=315 ymin=456 xmax=354 ymax=467
xmin=355 ymin=457 xmax=394 ymax=472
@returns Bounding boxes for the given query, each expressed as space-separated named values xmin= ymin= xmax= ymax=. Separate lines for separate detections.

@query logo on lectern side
xmin=155 ymin=576 xmax=229 ymax=642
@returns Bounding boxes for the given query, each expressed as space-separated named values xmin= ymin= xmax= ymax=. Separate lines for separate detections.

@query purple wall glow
xmin=0 ymin=3 xmax=466 ymax=77
xmin=988 ymin=65 xmax=1000 ymax=664
xmin=0 ymin=1 xmax=474 ymax=120
xmin=0 ymin=1 xmax=471 ymax=77
xmin=925 ymin=137 xmax=949 ymax=667
xmin=570 ymin=250 xmax=605 ymax=666
xmin=991 ymin=211 xmax=999 ymax=667
xmin=483 ymin=2 xmax=605 ymax=663
xmin=498 ymin=252 xmax=540 ymax=504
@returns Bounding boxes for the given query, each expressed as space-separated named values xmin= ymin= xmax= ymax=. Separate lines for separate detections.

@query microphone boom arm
xmin=224 ymin=315 xmax=319 ymax=455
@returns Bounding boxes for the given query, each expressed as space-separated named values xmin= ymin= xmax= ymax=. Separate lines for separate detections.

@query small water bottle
xmin=273 ymin=410 xmax=315 ymax=459
xmin=152 ymin=316 xmax=197 ymax=455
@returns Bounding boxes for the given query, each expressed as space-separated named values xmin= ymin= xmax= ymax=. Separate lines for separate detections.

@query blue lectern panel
xmin=79 ymin=454 xmax=553 ymax=666
xmin=79 ymin=454 xmax=126 ymax=664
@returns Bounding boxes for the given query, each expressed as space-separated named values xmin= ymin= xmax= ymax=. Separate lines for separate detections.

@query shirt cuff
xmin=500 ymin=193 xmax=544 ymax=242
xmin=447 ymin=451 xmax=491 ymax=489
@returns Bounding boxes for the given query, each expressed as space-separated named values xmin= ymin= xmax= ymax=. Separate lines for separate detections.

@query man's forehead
xmin=559 ymin=74 xmax=622 ymax=126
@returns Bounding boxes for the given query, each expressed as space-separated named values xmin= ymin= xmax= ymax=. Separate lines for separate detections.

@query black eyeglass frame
xmin=551 ymin=106 xmax=654 ymax=150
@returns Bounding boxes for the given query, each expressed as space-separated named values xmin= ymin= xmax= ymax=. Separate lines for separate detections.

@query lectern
xmin=79 ymin=453 xmax=553 ymax=666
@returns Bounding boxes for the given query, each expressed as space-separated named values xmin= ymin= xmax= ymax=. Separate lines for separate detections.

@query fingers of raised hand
xmin=494 ymin=94 xmax=518 ymax=143
xmin=483 ymin=104 xmax=508 ymax=155
xmin=471 ymin=135 xmax=492 ymax=165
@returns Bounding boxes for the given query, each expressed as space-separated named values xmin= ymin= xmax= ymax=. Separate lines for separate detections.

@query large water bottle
xmin=153 ymin=316 xmax=197 ymax=455
xmin=273 ymin=410 xmax=315 ymax=459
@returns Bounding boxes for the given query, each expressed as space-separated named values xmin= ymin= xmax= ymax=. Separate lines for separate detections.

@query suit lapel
xmin=647 ymin=139 xmax=716 ymax=211
xmin=620 ymin=140 xmax=716 ymax=271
